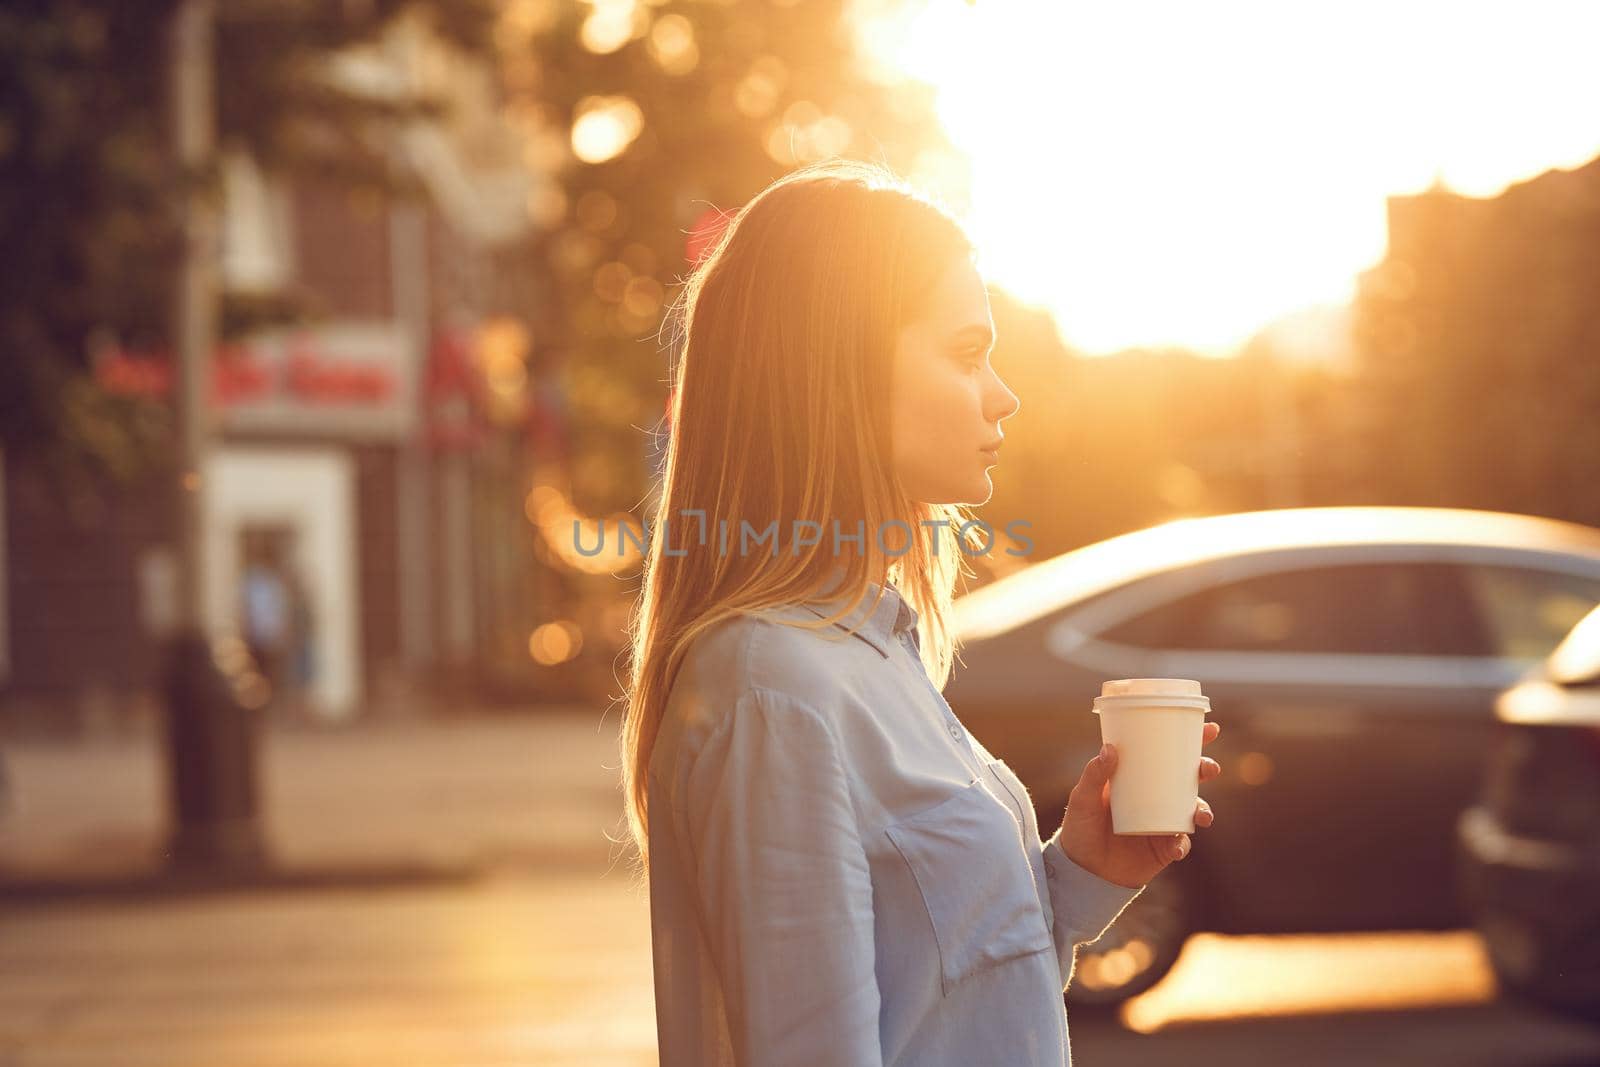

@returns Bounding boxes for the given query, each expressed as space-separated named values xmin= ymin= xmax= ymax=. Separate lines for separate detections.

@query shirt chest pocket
xmin=884 ymin=778 xmax=1054 ymax=997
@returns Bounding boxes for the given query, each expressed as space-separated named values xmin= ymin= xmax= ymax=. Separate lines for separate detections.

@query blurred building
xmin=1352 ymin=152 xmax=1600 ymax=529
xmin=0 ymin=16 xmax=570 ymax=730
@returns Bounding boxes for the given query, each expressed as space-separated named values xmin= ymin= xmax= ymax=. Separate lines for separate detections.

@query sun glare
xmin=852 ymin=0 xmax=1600 ymax=356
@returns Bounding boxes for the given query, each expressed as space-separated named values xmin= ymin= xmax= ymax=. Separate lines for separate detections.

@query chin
xmin=907 ymin=466 xmax=994 ymax=506
xmin=945 ymin=475 xmax=995 ymax=507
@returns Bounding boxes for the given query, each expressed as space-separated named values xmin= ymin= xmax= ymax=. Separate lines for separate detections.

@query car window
xmin=1099 ymin=564 xmax=1451 ymax=655
xmin=1461 ymin=565 xmax=1600 ymax=660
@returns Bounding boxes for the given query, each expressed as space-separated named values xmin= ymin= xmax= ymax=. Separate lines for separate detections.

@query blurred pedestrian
xmin=620 ymin=159 xmax=1223 ymax=1066
xmin=240 ymin=547 xmax=291 ymax=708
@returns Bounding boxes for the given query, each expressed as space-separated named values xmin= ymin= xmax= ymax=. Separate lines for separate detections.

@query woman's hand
xmin=1058 ymin=721 xmax=1223 ymax=890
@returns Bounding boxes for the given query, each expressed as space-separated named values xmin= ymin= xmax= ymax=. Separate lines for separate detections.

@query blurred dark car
xmin=943 ymin=507 xmax=1600 ymax=1007
xmin=1457 ymin=604 xmax=1600 ymax=1025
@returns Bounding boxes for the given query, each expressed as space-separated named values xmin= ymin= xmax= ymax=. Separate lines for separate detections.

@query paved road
xmin=7 ymin=869 xmax=1598 ymax=1067
xmin=2 ymin=869 xmax=654 ymax=1067
xmin=3 ymin=711 xmax=1597 ymax=1065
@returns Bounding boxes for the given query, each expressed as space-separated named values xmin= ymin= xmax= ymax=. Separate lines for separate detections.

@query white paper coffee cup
xmin=1092 ymin=678 xmax=1210 ymax=835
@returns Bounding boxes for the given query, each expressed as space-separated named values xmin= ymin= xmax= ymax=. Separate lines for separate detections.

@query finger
xmin=1145 ymin=835 xmax=1168 ymax=866
xmin=1071 ymin=744 xmax=1117 ymax=809
xmin=1170 ymin=833 xmax=1191 ymax=861
xmin=1199 ymin=756 xmax=1222 ymax=782
xmin=1195 ymin=799 xmax=1214 ymax=827
xmin=1202 ymin=721 xmax=1221 ymax=746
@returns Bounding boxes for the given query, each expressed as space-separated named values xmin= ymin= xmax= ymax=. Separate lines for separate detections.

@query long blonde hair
xmin=619 ymin=159 xmax=983 ymax=880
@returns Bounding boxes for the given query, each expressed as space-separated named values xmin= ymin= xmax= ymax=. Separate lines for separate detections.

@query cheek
xmin=894 ymin=376 xmax=972 ymax=464
xmin=892 ymin=377 xmax=942 ymax=453
xmin=919 ymin=374 xmax=978 ymax=430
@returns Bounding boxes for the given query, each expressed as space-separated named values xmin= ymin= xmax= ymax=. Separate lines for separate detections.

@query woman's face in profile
xmin=890 ymin=257 xmax=1021 ymax=505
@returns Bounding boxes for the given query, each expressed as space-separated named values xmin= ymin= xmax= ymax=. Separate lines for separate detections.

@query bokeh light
xmin=647 ymin=13 xmax=699 ymax=76
xmin=525 ymin=483 xmax=646 ymax=575
xmin=735 ymin=56 xmax=789 ymax=119
xmin=580 ymin=0 xmax=645 ymax=56
xmin=570 ymin=95 xmax=645 ymax=165
xmin=528 ymin=620 xmax=584 ymax=665
xmin=474 ymin=316 xmax=532 ymax=425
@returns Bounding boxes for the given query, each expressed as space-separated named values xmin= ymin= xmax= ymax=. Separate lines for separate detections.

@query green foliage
xmin=1 ymin=4 xmax=177 ymax=490
xmin=0 ymin=0 xmax=495 ymax=486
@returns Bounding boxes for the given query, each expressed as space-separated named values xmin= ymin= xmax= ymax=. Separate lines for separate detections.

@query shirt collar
xmin=797 ymin=566 xmax=919 ymax=658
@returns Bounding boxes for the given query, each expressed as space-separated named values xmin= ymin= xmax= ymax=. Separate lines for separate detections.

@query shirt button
xmin=948 ymin=723 xmax=964 ymax=741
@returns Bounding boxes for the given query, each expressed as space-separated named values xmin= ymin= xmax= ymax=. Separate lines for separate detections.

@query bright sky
xmin=851 ymin=0 xmax=1600 ymax=356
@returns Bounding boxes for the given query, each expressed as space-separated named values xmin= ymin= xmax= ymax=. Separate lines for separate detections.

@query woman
xmin=620 ymin=159 xmax=1222 ymax=1066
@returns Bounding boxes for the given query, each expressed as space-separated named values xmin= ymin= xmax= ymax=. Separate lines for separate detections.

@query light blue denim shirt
xmin=647 ymin=578 xmax=1145 ymax=1066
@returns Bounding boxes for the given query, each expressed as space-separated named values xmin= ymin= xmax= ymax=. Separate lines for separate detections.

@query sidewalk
xmin=0 ymin=707 xmax=630 ymax=888
xmin=0 ymin=708 xmax=666 ymax=1066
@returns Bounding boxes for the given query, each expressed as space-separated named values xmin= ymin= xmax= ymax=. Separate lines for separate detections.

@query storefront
xmin=1 ymin=320 xmax=422 ymax=728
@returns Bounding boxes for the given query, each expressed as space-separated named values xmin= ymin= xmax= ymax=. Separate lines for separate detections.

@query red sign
xmin=94 ymin=322 xmax=415 ymax=440
xmin=98 ymin=344 xmax=396 ymax=406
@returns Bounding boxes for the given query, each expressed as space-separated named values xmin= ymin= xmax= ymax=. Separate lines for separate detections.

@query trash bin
xmin=162 ymin=629 xmax=266 ymax=871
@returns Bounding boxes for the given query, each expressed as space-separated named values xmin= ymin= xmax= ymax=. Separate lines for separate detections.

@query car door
xmin=1077 ymin=559 xmax=1485 ymax=934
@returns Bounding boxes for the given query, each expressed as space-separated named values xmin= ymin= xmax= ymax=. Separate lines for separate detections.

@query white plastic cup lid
xmin=1093 ymin=677 xmax=1210 ymax=713
xmin=1100 ymin=678 xmax=1203 ymax=698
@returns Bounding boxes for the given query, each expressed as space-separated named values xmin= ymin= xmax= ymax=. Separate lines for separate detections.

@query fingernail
xmin=1100 ymin=743 xmax=1112 ymax=761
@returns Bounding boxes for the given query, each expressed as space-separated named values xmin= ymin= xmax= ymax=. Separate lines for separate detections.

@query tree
xmin=501 ymin=0 xmax=956 ymax=517
xmin=0 ymin=0 xmax=496 ymax=490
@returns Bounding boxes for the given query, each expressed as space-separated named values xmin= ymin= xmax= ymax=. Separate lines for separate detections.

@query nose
xmin=985 ymin=366 xmax=1021 ymax=423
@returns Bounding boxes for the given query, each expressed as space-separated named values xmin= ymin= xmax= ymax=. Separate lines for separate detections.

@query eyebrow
xmin=950 ymin=324 xmax=995 ymax=346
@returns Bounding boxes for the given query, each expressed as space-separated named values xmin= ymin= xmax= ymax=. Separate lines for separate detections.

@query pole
xmin=164 ymin=0 xmax=265 ymax=873
xmin=171 ymin=0 xmax=216 ymax=628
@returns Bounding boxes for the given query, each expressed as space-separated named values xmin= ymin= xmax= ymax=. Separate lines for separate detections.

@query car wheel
xmin=1065 ymin=860 xmax=1196 ymax=1011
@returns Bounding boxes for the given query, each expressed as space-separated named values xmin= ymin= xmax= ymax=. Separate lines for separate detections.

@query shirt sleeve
xmin=680 ymin=686 xmax=885 ymax=1067
xmin=1040 ymin=825 xmax=1146 ymax=991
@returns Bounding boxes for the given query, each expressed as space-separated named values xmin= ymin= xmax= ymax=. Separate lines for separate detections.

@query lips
xmin=979 ymin=439 xmax=1003 ymax=453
